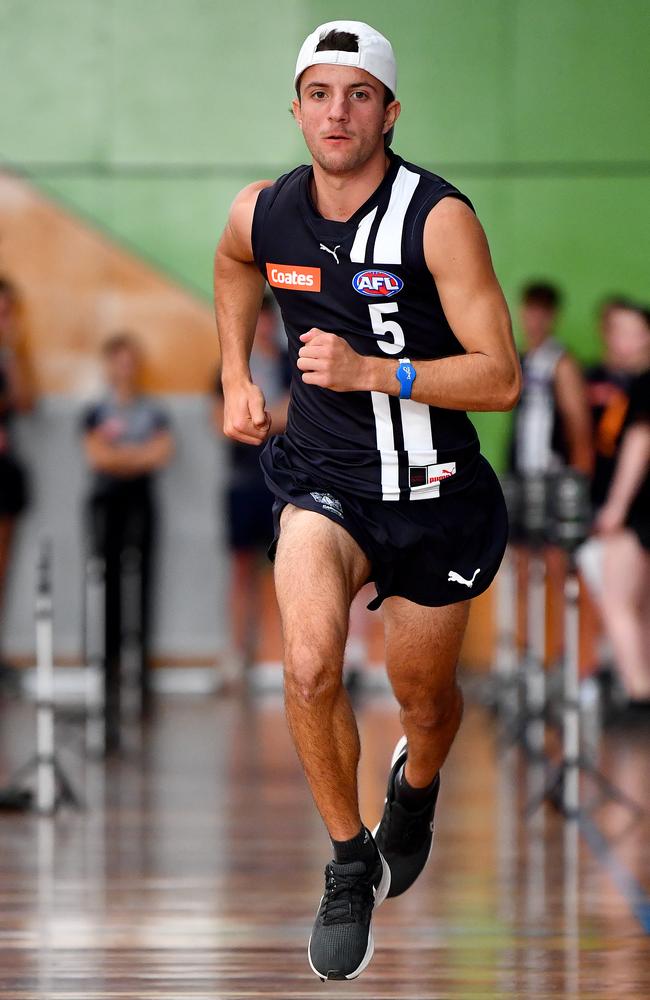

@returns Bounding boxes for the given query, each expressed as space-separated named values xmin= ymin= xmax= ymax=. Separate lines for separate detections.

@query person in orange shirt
xmin=585 ymin=296 xmax=650 ymax=512
xmin=591 ymin=306 xmax=650 ymax=710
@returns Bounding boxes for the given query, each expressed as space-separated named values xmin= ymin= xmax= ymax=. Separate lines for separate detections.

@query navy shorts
xmin=261 ymin=449 xmax=508 ymax=610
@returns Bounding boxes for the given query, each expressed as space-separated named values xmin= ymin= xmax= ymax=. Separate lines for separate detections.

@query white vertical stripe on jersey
xmin=371 ymin=391 xmax=400 ymax=500
xmin=399 ymin=398 xmax=434 ymax=452
xmin=350 ymin=206 xmax=378 ymax=263
xmin=399 ymin=398 xmax=440 ymax=499
xmin=373 ymin=166 xmax=420 ymax=264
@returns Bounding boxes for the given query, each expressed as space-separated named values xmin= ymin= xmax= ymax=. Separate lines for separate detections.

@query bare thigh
xmin=274 ymin=505 xmax=371 ymax=679
xmin=382 ymin=596 xmax=470 ymax=701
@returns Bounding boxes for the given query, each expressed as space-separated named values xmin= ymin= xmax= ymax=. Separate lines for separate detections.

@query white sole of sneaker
xmin=307 ymin=850 xmax=391 ymax=981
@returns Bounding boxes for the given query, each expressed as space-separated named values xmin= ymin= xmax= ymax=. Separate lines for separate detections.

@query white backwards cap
xmin=294 ymin=20 xmax=397 ymax=95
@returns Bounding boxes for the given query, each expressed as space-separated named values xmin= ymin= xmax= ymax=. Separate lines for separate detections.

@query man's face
xmin=105 ymin=346 xmax=139 ymax=388
xmin=605 ymin=307 xmax=650 ymax=371
xmin=292 ymin=65 xmax=399 ymax=174
xmin=520 ymin=301 xmax=556 ymax=348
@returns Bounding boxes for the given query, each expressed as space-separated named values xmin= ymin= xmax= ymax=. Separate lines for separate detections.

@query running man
xmin=214 ymin=20 xmax=521 ymax=981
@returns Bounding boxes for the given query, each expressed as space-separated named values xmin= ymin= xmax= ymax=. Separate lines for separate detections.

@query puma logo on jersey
xmin=266 ymin=263 xmax=321 ymax=292
xmin=447 ymin=568 xmax=481 ymax=588
xmin=319 ymin=243 xmax=341 ymax=264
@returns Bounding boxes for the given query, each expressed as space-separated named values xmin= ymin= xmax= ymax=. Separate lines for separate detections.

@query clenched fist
xmin=222 ymin=380 xmax=271 ymax=446
xmin=297 ymin=329 xmax=368 ymax=392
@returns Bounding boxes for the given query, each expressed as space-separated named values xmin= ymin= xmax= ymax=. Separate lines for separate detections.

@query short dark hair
xmin=521 ymin=281 xmax=562 ymax=311
xmin=597 ymin=294 xmax=638 ymax=318
xmin=295 ymin=29 xmax=396 ymax=148
xmin=101 ymin=332 xmax=140 ymax=358
xmin=599 ymin=298 xmax=650 ymax=331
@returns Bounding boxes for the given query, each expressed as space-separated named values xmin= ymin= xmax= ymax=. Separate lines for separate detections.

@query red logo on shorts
xmin=429 ymin=468 xmax=455 ymax=483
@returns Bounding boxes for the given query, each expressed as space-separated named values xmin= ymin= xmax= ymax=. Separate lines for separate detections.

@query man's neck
xmin=310 ymin=149 xmax=391 ymax=223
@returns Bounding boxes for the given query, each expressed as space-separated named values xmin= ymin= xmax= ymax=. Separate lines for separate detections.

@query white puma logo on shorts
xmin=447 ymin=568 xmax=481 ymax=588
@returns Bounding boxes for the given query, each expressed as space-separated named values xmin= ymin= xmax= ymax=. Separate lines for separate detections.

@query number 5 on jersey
xmin=369 ymin=303 xmax=405 ymax=355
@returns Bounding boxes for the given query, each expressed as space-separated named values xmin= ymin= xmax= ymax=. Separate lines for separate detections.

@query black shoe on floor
xmin=308 ymin=848 xmax=390 ymax=981
xmin=373 ymin=735 xmax=440 ymax=898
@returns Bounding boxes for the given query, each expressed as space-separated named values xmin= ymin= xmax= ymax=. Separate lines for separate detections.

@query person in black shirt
xmin=586 ymin=296 xmax=650 ymax=510
xmin=81 ymin=333 xmax=173 ymax=747
xmin=0 ymin=277 xmax=33 ymax=688
xmin=214 ymin=20 xmax=521 ymax=980
xmin=594 ymin=309 xmax=650 ymax=708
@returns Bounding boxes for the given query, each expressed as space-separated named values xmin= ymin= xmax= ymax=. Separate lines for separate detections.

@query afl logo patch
xmin=352 ymin=269 xmax=403 ymax=297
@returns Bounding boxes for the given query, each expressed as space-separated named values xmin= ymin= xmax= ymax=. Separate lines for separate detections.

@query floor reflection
xmin=0 ymin=690 xmax=648 ymax=998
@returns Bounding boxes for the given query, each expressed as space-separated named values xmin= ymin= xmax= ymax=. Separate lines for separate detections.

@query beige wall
xmin=0 ymin=173 xmax=219 ymax=396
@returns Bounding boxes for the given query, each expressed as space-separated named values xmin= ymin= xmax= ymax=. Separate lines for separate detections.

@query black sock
xmin=394 ymin=764 xmax=439 ymax=812
xmin=331 ymin=826 xmax=378 ymax=868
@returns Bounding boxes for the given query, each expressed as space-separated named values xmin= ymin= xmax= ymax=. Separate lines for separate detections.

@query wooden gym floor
xmin=0 ymin=691 xmax=648 ymax=999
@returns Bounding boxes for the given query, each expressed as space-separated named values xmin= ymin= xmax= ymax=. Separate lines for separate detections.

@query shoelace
xmin=321 ymin=866 xmax=374 ymax=925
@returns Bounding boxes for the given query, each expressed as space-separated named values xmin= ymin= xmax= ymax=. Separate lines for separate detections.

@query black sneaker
xmin=373 ymin=736 xmax=440 ymax=898
xmin=308 ymin=849 xmax=391 ymax=981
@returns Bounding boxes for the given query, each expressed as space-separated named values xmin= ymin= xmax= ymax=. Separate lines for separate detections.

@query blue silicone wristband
xmin=396 ymin=359 xmax=416 ymax=399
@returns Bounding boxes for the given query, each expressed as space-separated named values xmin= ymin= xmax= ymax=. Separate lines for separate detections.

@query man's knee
xmin=284 ymin=641 xmax=343 ymax=706
xmin=399 ymin=682 xmax=463 ymax=732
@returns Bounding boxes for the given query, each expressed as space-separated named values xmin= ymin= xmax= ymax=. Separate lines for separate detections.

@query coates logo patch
xmin=267 ymin=263 xmax=321 ymax=292
xmin=352 ymin=269 xmax=403 ymax=297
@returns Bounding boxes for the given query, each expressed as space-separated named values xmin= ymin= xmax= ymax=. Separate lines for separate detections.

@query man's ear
xmin=291 ymin=97 xmax=303 ymax=129
xmin=383 ymin=99 xmax=401 ymax=134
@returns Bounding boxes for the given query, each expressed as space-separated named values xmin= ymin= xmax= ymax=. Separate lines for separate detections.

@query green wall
xmin=1 ymin=0 xmax=649 ymax=466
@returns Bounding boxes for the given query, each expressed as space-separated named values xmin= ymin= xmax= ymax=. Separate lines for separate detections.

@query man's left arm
xmin=298 ymin=198 xmax=521 ymax=411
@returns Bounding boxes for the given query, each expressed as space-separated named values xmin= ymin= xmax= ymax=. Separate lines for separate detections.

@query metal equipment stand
xmin=526 ymin=472 xmax=643 ymax=821
xmin=84 ymin=554 xmax=106 ymax=756
xmin=0 ymin=540 xmax=81 ymax=814
xmin=120 ymin=545 xmax=143 ymax=725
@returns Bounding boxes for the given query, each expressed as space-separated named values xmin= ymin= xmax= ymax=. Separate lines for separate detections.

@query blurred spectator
xmin=510 ymin=281 xmax=592 ymax=476
xmin=213 ymin=294 xmax=290 ymax=675
xmin=585 ymin=296 xmax=650 ymax=511
xmin=509 ymin=282 xmax=593 ymax=668
xmin=81 ymin=333 xmax=173 ymax=746
xmin=593 ymin=308 xmax=650 ymax=709
xmin=0 ymin=277 xmax=33 ymax=688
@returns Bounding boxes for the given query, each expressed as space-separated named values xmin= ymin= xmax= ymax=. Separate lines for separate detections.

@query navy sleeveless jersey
xmin=252 ymin=151 xmax=481 ymax=501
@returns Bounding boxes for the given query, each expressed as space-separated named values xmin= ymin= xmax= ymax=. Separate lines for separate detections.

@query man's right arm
xmin=213 ymin=180 xmax=273 ymax=446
